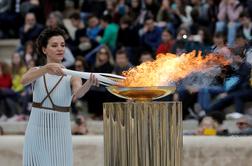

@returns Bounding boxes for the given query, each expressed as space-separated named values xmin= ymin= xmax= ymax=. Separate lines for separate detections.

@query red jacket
xmin=156 ymin=41 xmax=175 ymax=55
xmin=0 ymin=74 xmax=12 ymax=88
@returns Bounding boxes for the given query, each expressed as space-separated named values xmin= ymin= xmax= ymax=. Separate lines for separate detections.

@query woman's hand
xmin=44 ymin=63 xmax=65 ymax=76
xmin=21 ymin=63 xmax=64 ymax=86
xmin=71 ymin=74 xmax=99 ymax=100
xmin=85 ymin=74 xmax=99 ymax=89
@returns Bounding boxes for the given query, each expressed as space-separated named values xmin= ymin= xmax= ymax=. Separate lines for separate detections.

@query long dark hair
xmin=36 ymin=27 xmax=66 ymax=57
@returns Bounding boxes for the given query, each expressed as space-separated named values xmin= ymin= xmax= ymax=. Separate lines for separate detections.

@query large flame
xmin=120 ymin=51 xmax=230 ymax=87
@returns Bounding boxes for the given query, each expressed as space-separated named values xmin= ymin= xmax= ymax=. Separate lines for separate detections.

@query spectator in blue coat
xmin=19 ymin=12 xmax=43 ymax=50
xmin=140 ymin=14 xmax=162 ymax=53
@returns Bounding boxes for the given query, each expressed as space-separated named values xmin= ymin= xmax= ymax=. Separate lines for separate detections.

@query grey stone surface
xmin=0 ymin=39 xmax=19 ymax=64
xmin=0 ymin=135 xmax=251 ymax=166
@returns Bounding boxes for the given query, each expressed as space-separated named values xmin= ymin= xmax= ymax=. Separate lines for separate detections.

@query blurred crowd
xmin=1 ymin=0 xmax=252 ymax=135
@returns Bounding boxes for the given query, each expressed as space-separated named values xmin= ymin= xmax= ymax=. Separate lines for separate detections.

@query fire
xmin=120 ymin=51 xmax=230 ymax=87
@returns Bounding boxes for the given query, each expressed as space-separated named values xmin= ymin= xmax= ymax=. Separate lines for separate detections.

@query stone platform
xmin=0 ymin=135 xmax=251 ymax=166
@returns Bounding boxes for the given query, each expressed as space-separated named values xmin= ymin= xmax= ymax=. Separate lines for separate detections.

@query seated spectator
xmin=46 ymin=11 xmax=75 ymax=51
xmin=10 ymin=52 xmax=30 ymax=121
xmin=0 ymin=0 xmax=20 ymax=38
xmin=238 ymin=11 xmax=252 ymax=42
xmin=171 ymin=26 xmax=192 ymax=54
xmin=72 ymin=115 xmax=88 ymax=135
xmin=128 ymin=0 xmax=143 ymax=26
xmin=207 ymin=0 xmax=219 ymax=34
xmin=156 ymin=28 xmax=174 ymax=54
xmin=171 ymin=0 xmax=193 ymax=28
xmin=18 ymin=58 xmax=35 ymax=121
xmin=197 ymin=116 xmax=219 ymax=135
xmin=193 ymin=27 xmax=212 ymax=54
xmin=195 ymin=111 xmax=227 ymax=135
xmin=46 ymin=11 xmax=66 ymax=30
xmin=0 ymin=61 xmax=18 ymax=121
xmin=117 ymin=15 xmax=140 ymax=64
xmin=113 ymin=49 xmax=133 ymax=75
xmin=190 ymin=0 xmax=210 ymax=29
xmin=74 ymin=56 xmax=88 ymax=72
xmin=0 ymin=61 xmax=12 ymax=89
xmin=97 ymin=14 xmax=119 ymax=51
xmin=234 ymin=33 xmax=252 ymax=65
xmin=156 ymin=0 xmax=178 ymax=35
xmin=175 ymin=26 xmax=210 ymax=54
xmin=92 ymin=45 xmax=114 ymax=73
xmin=117 ymin=15 xmax=139 ymax=48
xmin=69 ymin=12 xmax=92 ymax=55
xmin=232 ymin=115 xmax=252 ymax=135
xmin=215 ymin=0 xmax=243 ymax=46
xmin=11 ymin=52 xmax=27 ymax=93
xmin=19 ymin=0 xmax=45 ymax=24
xmin=23 ymin=41 xmax=35 ymax=65
xmin=103 ymin=0 xmax=118 ymax=21
xmin=139 ymin=14 xmax=162 ymax=53
xmin=139 ymin=51 xmax=154 ymax=64
xmin=206 ymin=47 xmax=252 ymax=114
xmin=80 ymin=0 xmax=106 ymax=19
xmin=115 ymin=0 xmax=129 ymax=18
xmin=18 ymin=12 xmax=43 ymax=52
xmin=211 ymin=32 xmax=231 ymax=59
xmin=23 ymin=40 xmax=46 ymax=66
xmin=71 ymin=56 xmax=88 ymax=116
xmin=144 ymin=0 xmax=159 ymax=18
xmin=85 ymin=46 xmax=114 ymax=119
xmin=87 ymin=15 xmax=101 ymax=42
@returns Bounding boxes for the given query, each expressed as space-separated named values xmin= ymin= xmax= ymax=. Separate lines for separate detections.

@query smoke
xmin=176 ymin=66 xmax=222 ymax=89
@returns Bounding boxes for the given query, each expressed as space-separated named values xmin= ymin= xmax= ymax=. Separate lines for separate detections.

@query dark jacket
xmin=225 ymin=62 xmax=251 ymax=92
xmin=19 ymin=24 xmax=44 ymax=45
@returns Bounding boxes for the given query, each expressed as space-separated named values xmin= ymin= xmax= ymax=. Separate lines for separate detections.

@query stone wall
xmin=0 ymin=39 xmax=19 ymax=64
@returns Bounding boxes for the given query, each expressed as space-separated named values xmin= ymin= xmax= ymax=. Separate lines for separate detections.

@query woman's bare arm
xmin=21 ymin=63 xmax=65 ymax=86
xmin=71 ymin=74 xmax=98 ymax=100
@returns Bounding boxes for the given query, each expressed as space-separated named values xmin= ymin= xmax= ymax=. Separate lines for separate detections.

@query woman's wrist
xmin=41 ymin=65 xmax=48 ymax=74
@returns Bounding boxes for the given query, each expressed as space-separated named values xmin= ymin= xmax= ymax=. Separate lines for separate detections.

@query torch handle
xmin=62 ymin=69 xmax=117 ymax=85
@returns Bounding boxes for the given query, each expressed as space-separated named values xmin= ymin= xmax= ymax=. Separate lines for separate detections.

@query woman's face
xmin=106 ymin=1 xmax=114 ymax=10
xmin=75 ymin=60 xmax=84 ymax=71
xmin=162 ymin=31 xmax=172 ymax=43
xmin=46 ymin=14 xmax=57 ymax=28
xmin=43 ymin=36 xmax=65 ymax=63
xmin=213 ymin=36 xmax=224 ymax=46
xmin=97 ymin=48 xmax=109 ymax=63
xmin=12 ymin=53 xmax=21 ymax=65
xmin=131 ymin=0 xmax=139 ymax=8
xmin=88 ymin=17 xmax=99 ymax=28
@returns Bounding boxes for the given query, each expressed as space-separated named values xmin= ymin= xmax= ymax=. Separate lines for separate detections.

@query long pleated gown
xmin=23 ymin=73 xmax=73 ymax=166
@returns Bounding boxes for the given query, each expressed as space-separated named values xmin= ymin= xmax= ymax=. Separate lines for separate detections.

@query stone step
xmin=0 ymin=135 xmax=251 ymax=166
xmin=0 ymin=119 xmax=238 ymax=135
